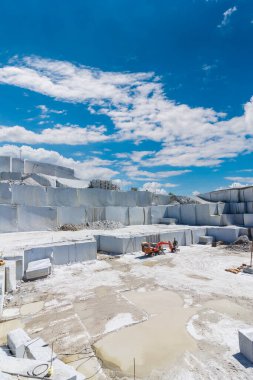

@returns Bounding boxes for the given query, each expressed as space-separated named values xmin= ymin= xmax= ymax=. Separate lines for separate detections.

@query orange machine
xmin=141 ymin=241 xmax=177 ymax=256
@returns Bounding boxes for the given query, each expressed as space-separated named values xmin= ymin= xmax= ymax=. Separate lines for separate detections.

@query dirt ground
xmin=1 ymin=243 xmax=253 ymax=379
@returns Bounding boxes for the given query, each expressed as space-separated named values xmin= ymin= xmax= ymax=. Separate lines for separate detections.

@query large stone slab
xmin=180 ymin=204 xmax=196 ymax=225
xmin=0 ymin=156 xmax=11 ymax=172
xmin=129 ymin=207 xmax=145 ymax=225
xmin=191 ymin=227 xmax=207 ymax=244
xmin=0 ymin=183 xmax=12 ymax=204
xmin=105 ymin=206 xmax=129 ymax=225
xmin=159 ymin=230 xmax=186 ymax=245
xmin=206 ymin=226 xmax=241 ymax=243
xmin=244 ymin=214 xmax=253 ymax=227
xmin=241 ymin=187 xmax=253 ymax=202
xmin=229 ymin=202 xmax=246 ymax=214
xmin=24 ymin=160 xmax=74 ymax=179
xmin=17 ymin=205 xmax=57 ymax=232
xmin=57 ymin=206 xmax=87 ymax=225
xmin=3 ymin=256 xmax=23 ymax=281
xmin=11 ymin=158 xmax=24 ymax=172
xmin=239 ymin=328 xmax=253 ymax=363
xmin=167 ymin=205 xmax=181 ymax=222
xmin=5 ymin=261 xmax=16 ymax=292
xmin=25 ymin=258 xmax=52 ymax=280
xmin=7 ymin=328 xmax=30 ymax=357
xmin=246 ymin=202 xmax=253 ymax=213
xmin=100 ymin=234 xmax=147 ymax=254
xmin=24 ymin=240 xmax=97 ymax=269
xmin=150 ymin=205 xmax=168 ymax=224
xmin=195 ymin=203 xmax=217 ymax=225
xmin=47 ymin=187 xmax=79 ymax=207
xmin=12 ymin=184 xmax=47 ymax=207
xmin=0 ymin=205 xmax=18 ymax=233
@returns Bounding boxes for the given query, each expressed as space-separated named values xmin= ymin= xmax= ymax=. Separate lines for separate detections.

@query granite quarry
xmin=0 ymin=155 xmax=253 ymax=379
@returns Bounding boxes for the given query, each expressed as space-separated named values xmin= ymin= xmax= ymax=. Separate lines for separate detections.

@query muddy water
xmin=20 ymin=301 xmax=44 ymax=316
xmin=94 ymin=290 xmax=197 ymax=377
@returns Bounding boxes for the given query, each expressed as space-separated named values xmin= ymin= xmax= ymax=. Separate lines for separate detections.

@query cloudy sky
xmin=0 ymin=0 xmax=252 ymax=195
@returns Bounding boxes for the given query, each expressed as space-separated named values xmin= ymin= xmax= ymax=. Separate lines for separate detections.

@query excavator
xmin=141 ymin=239 xmax=178 ymax=257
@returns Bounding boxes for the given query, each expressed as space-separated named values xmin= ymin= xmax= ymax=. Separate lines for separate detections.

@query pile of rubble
xmin=59 ymin=220 xmax=124 ymax=231
xmin=224 ymin=235 xmax=252 ymax=253
xmin=168 ymin=193 xmax=200 ymax=205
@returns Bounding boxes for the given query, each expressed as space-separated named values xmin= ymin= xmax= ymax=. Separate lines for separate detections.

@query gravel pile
xmin=224 ymin=235 xmax=252 ymax=253
xmin=59 ymin=220 xmax=124 ymax=231
xmin=168 ymin=194 xmax=200 ymax=204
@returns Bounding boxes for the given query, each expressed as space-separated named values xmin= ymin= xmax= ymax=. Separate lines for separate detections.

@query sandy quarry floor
xmin=1 ymin=242 xmax=253 ymax=379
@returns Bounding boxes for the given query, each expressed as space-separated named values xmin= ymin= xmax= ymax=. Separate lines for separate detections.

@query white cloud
xmin=229 ymin=182 xmax=250 ymax=188
xmin=140 ymin=182 xmax=177 ymax=195
xmin=0 ymin=124 xmax=108 ymax=145
xmin=0 ymin=56 xmax=252 ymax=168
xmin=218 ymin=6 xmax=237 ymax=28
xmin=122 ymin=165 xmax=189 ymax=181
xmin=0 ymin=144 xmax=118 ymax=180
xmin=36 ymin=104 xmax=66 ymax=119
xmin=225 ymin=176 xmax=253 ymax=184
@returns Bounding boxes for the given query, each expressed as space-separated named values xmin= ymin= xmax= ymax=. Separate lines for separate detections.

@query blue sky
xmin=0 ymin=0 xmax=252 ymax=195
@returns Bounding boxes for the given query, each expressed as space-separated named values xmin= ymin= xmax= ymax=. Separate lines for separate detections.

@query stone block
xmin=136 ymin=191 xmax=153 ymax=207
xmin=0 ymin=172 xmax=22 ymax=181
xmin=25 ymin=258 xmax=51 ymax=280
xmin=105 ymin=206 xmax=129 ymax=225
xmin=5 ymin=261 xmax=16 ymax=292
xmin=244 ymin=214 xmax=253 ymax=227
xmin=159 ymin=230 xmax=186 ymax=246
xmin=241 ymin=188 xmax=253 ymax=202
xmin=12 ymin=184 xmax=47 ymax=207
xmin=0 ymin=205 xmax=18 ymax=233
xmin=24 ymin=337 xmax=57 ymax=362
xmin=167 ymin=205 xmax=181 ymax=222
xmin=47 ymin=187 xmax=79 ymax=207
xmin=195 ymin=203 xmax=217 ymax=225
xmin=247 ymin=202 xmax=253 ymax=213
xmin=11 ymin=158 xmax=24 ymax=172
xmin=7 ymin=328 xmax=30 ymax=357
xmin=199 ymin=236 xmax=214 ymax=245
xmin=229 ymin=202 xmax=246 ymax=214
xmin=143 ymin=207 xmax=151 ymax=224
xmin=24 ymin=160 xmax=74 ymax=179
xmin=239 ymin=328 xmax=253 ymax=363
xmin=150 ymin=205 xmax=168 ymax=224
xmin=129 ymin=207 xmax=145 ymax=225
xmin=206 ymin=227 xmax=240 ymax=243
xmin=3 ymin=256 xmax=23 ymax=280
xmin=191 ymin=227 xmax=207 ymax=244
xmin=0 ymin=183 xmax=12 ymax=204
xmin=57 ymin=206 xmax=87 ymax=225
xmin=221 ymin=214 xmax=235 ymax=226
xmin=180 ymin=204 xmax=196 ymax=225
xmin=0 ymin=156 xmax=11 ymax=172
xmin=17 ymin=205 xmax=57 ymax=231
xmin=24 ymin=240 xmax=97 ymax=269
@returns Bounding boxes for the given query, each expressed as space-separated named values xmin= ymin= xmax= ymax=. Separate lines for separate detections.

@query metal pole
xmin=134 ymin=357 xmax=136 ymax=380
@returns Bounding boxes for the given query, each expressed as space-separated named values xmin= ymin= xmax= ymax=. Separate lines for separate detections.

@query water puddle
xmin=94 ymin=290 xmax=197 ymax=377
xmin=20 ymin=301 xmax=44 ymax=316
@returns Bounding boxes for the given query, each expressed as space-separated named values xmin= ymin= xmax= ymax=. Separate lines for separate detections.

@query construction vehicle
xmin=141 ymin=239 xmax=178 ymax=256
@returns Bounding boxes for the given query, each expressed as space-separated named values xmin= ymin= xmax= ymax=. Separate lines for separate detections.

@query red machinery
xmin=141 ymin=241 xmax=178 ymax=256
